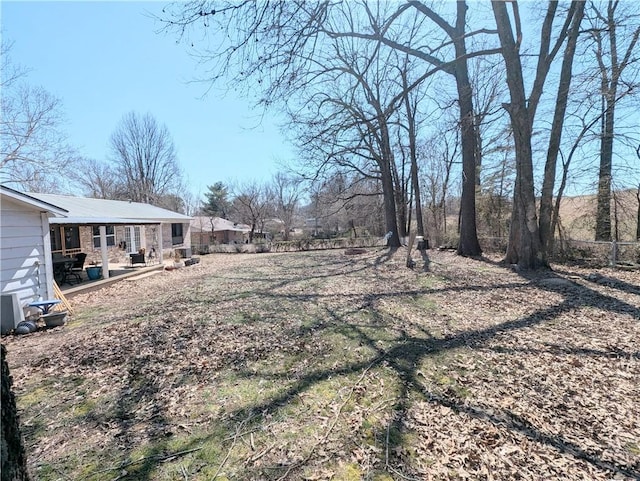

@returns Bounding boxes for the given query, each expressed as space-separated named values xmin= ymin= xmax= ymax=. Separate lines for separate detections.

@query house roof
xmin=26 ymin=192 xmax=192 ymax=225
xmin=1 ymin=185 xmax=68 ymax=216
xmin=191 ymin=216 xmax=250 ymax=233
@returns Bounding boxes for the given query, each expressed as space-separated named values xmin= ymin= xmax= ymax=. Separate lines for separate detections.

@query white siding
xmin=0 ymin=198 xmax=49 ymax=308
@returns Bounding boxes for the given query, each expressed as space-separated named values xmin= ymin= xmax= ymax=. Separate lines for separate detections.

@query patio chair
xmin=68 ymin=253 xmax=87 ymax=284
xmin=130 ymin=252 xmax=146 ymax=266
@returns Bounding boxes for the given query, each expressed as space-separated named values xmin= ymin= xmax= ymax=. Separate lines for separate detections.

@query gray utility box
xmin=1 ymin=294 xmax=25 ymax=334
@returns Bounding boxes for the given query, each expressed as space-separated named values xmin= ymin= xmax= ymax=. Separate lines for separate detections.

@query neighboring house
xmin=191 ymin=216 xmax=250 ymax=249
xmin=25 ymin=192 xmax=193 ymax=277
xmin=0 ymin=186 xmax=68 ymax=318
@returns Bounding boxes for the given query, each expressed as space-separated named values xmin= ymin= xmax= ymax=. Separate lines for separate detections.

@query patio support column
xmin=41 ymin=213 xmax=55 ymax=299
xmin=157 ymin=223 xmax=164 ymax=264
xmin=99 ymin=225 xmax=110 ymax=279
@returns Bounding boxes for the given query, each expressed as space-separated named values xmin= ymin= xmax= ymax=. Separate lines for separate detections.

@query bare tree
xmin=177 ymin=179 xmax=201 ymax=217
xmin=162 ymin=1 xmax=498 ymax=253
xmin=108 ymin=111 xmax=182 ymax=205
xmin=1 ymin=41 xmax=79 ymax=192
xmin=538 ymin=0 xmax=585 ymax=255
xmin=281 ymin=12 xmax=405 ymax=247
xmin=301 ymin=173 xmax=384 ymax=238
xmin=155 ymin=193 xmax=186 ymax=213
xmin=588 ymin=0 xmax=640 ymax=241
xmin=269 ymin=172 xmax=303 ymax=241
xmin=231 ymin=181 xmax=271 ymax=242
xmin=1 ymin=40 xmax=27 ymax=89
xmin=316 ymin=1 xmax=493 ymax=254
xmin=394 ymin=52 xmax=427 ymax=240
xmin=420 ymin=128 xmax=458 ymax=246
xmin=636 ymin=184 xmax=640 ymax=241
xmin=73 ymin=158 xmax=124 ymax=199
xmin=637 ymin=145 xmax=640 ymax=241
xmin=491 ymin=1 xmax=583 ymax=268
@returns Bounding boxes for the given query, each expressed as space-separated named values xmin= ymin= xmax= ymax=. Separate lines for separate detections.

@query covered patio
xmin=48 ymin=217 xmax=166 ymax=284
xmin=26 ymin=193 xmax=193 ymax=284
xmin=57 ymin=260 xmax=167 ymax=298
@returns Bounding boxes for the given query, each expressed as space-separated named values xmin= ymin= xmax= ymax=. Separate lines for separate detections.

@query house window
xmin=50 ymin=225 xmax=80 ymax=252
xmin=64 ymin=226 xmax=80 ymax=249
xmin=50 ymin=226 xmax=62 ymax=251
xmin=92 ymin=225 xmax=116 ymax=248
xmin=171 ymin=223 xmax=183 ymax=245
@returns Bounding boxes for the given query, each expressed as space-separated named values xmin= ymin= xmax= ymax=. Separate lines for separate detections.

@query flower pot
xmin=86 ymin=266 xmax=103 ymax=280
xmin=41 ymin=311 xmax=67 ymax=327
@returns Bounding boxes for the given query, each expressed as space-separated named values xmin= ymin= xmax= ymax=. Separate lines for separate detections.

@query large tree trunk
xmin=376 ymin=109 xmax=402 ymax=248
xmin=504 ymin=106 xmax=544 ymax=268
xmin=401 ymin=68 xmax=426 ymax=240
xmin=492 ymin=1 xmax=545 ymax=269
xmin=1 ymin=344 xmax=30 ymax=481
xmin=410 ymin=152 xmax=424 ymax=239
xmin=454 ymin=1 xmax=482 ymax=257
xmin=592 ymin=0 xmax=640 ymax=240
xmin=380 ymin=159 xmax=401 ymax=247
xmin=539 ymin=1 xmax=584 ymax=256
xmin=595 ymin=95 xmax=615 ymax=241
xmin=392 ymin=162 xmax=409 ymax=239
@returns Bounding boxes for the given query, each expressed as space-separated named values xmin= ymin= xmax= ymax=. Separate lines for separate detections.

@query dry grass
xmin=3 ymin=248 xmax=639 ymax=480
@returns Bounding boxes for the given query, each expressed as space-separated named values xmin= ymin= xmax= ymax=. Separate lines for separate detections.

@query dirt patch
xmin=3 ymin=248 xmax=639 ymax=480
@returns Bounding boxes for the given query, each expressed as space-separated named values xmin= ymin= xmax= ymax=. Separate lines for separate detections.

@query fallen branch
xmin=246 ymin=442 xmax=277 ymax=464
xmin=212 ymin=416 xmax=251 ymax=479
xmin=83 ymin=447 xmax=203 ymax=479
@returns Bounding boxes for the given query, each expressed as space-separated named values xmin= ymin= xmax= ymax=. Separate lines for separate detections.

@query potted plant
xmin=86 ymin=261 xmax=103 ymax=280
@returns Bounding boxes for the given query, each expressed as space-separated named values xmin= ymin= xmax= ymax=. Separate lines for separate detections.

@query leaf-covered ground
xmin=3 ymin=248 xmax=639 ymax=480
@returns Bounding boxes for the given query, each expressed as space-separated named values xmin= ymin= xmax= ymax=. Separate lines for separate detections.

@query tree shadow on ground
xmin=42 ymin=249 xmax=639 ymax=480
xmin=77 ymin=320 xmax=199 ymax=481
xmin=553 ymin=267 xmax=640 ymax=296
xmin=121 ymin=251 xmax=639 ymax=478
xmin=224 ymin=275 xmax=640 ymax=478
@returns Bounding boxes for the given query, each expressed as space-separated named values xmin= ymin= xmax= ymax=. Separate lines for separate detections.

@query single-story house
xmin=1 ymin=187 xmax=192 ymax=328
xmin=1 ymin=186 xmax=68 ymax=332
xmin=191 ymin=216 xmax=250 ymax=250
xmin=26 ymin=192 xmax=193 ymax=274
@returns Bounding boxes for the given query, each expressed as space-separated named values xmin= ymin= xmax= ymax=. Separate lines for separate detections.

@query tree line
xmin=2 ymin=2 xmax=639 ymax=270
xmin=198 ymin=173 xmax=393 ymax=244
xmin=162 ymin=0 xmax=639 ymax=269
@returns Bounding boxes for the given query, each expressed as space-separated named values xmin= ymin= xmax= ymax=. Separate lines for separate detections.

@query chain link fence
xmin=480 ymin=237 xmax=640 ymax=268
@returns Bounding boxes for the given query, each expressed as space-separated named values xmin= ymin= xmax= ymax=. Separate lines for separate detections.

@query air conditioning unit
xmin=1 ymin=293 xmax=25 ymax=334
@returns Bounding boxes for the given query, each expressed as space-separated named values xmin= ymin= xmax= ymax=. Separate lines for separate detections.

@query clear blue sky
xmin=2 ymin=1 xmax=294 ymax=197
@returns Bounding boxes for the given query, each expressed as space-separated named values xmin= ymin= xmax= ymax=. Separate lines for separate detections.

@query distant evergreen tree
xmin=202 ymin=182 xmax=230 ymax=218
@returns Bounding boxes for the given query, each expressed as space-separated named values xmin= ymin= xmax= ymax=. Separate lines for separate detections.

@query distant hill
xmin=558 ymin=189 xmax=639 ymax=241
